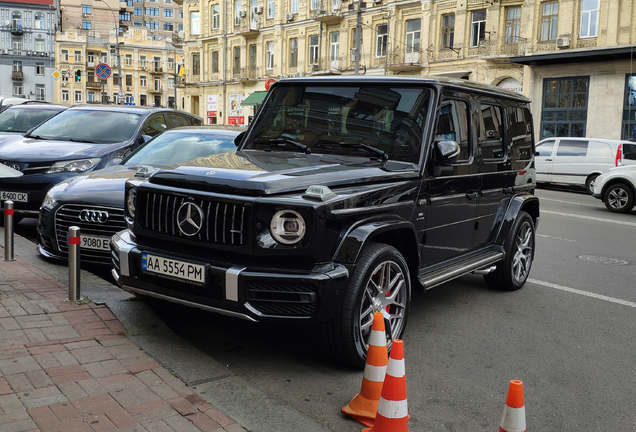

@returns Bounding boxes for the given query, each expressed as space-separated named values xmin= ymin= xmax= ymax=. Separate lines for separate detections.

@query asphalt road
xmin=9 ymin=186 xmax=636 ymax=431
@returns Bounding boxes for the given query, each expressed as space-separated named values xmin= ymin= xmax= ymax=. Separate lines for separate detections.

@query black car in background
xmin=0 ymin=105 xmax=202 ymax=222
xmin=0 ymin=104 xmax=67 ymax=140
xmin=37 ymin=127 xmax=239 ymax=265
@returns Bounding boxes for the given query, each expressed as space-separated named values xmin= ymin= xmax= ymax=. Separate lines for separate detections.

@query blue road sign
xmin=95 ymin=63 xmax=111 ymax=80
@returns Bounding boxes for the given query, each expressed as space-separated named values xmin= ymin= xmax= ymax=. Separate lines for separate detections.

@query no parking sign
xmin=95 ymin=63 xmax=111 ymax=80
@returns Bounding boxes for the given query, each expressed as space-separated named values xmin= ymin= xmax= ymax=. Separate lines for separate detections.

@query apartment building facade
xmin=177 ymin=0 xmax=636 ymax=140
xmin=0 ymin=0 xmax=59 ymax=102
xmin=54 ymin=27 xmax=183 ymax=107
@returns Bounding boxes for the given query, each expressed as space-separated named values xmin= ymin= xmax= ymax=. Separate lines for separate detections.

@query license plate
xmin=80 ymin=235 xmax=110 ymax=251
xmin=141 ymin=253 xmax=206 ymax=285
xmin=1 ymin=191 xmax=28 ymax=202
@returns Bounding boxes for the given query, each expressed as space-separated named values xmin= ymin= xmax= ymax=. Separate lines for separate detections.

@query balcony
xmin=309 ymin=59 xmax=343 ymax=75
xmin=150 ymin=65 xmax=163 ymax=74
xmin=10 ymin=27 xmax=23 ymax=36
xmin=119 ymin=1 xmax=133 ymax=12
xmin=236 ymin=18 xmax=260 ymax=38
xmin=480 ymin=38 xmax=529 ymax=61
xmin=87 ymin=80 xmax=102 ymax=89
xmin=386 ymin=50 xmax=425 ymax=72
xmin=311 ymin=0 xmax=343 ymax=23
xmin=11 ymin=71 xmax=23 ymax=81
xmin=233 ymin=67 xmax=258 ymax=82
xmin=149 ymin=87 xmax=163 ymax=93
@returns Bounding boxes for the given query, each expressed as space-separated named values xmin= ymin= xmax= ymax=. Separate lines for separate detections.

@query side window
xmin=142 ymin=113 xmax=168 ymax=137
xmin=622 ymin=143 xmax=636 ymax=161
xmin=508 ymin=106 xmax=533 ymax=162
xmin=556 ymin=139 xmax=588 ymax=156
xmin=535 ymin=140 xmax=555 ymax=156
xmin=166 ymin=112 xmax=190 ymax=128
xmin=587 ymin=141 xmax=612 ymax=157
xmin=478 ymin=104 xmax=505 ymax=159
xmin=435 ymin=99 xmax=471 ymax=162
xmin=187 ymin=115 xmax=202 ymax=126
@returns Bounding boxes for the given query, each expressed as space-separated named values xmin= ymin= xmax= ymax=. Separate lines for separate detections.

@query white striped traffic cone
xmin=499 ymin=380 xmax=526 ymax=432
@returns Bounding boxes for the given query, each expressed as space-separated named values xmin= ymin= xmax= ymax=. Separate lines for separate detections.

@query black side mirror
xmin=534 ymin=151 xmax=540 ymax=156
xmin=234 ymin=131 xmax=245 ymax=147
xmin=434 ymin=140 xmax=461 ymax=164
xmin=138 ymin=134 xmax=153 ymax=145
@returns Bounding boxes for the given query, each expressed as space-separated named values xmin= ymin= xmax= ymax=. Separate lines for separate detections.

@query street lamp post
xmin=94 ymin=0 xmax=123 ymax=104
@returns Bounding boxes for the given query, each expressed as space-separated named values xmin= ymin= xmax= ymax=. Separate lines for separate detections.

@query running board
xmin=418 ymin=251 xmax=504 ymax=290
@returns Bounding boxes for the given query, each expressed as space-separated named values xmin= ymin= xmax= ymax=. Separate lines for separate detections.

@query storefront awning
xmin=241 ymin=91 xmax=267 ymax=106
xmin=510 ymin=45 xmax=636 ymax=66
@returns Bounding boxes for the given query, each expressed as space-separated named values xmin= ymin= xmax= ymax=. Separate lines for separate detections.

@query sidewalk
xmin=0 ymin=254 xmax=247 ymax=432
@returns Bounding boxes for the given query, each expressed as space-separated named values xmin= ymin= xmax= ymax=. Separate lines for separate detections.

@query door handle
xmin=545 ymin=158 xmax=553 ymax=161
xmin=466 ymin=191 xmax=479 ymax=200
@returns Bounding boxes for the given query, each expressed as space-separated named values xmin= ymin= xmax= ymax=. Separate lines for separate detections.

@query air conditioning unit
xmin=556 ymin=37 xmax=570 ymax=48
xmin=285 ymin=13 xmax=294 ymax=21
xmin=126 ymin=86 xmax=132 ymax=91
xmin=82 ymin=13 xmax=89 ymax=17
xmin=311 ymin=64 xmax=320 ymax=71
xmin=296 ymin=71 xmax=305 ymax=77
xmin=1 ymin=49 xmax=7 ymax=55
xmin=256 ymin=6 xmax=263 ymax=14
xmin=239 ymin=10 xmax=247 ymax=18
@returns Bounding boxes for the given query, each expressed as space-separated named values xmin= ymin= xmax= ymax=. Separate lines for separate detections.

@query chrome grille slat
xmin=158 ymin=195 xmax=163 ymax=233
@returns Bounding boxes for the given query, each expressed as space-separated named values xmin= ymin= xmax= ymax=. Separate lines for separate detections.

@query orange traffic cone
xmin=342 ymin=313 xmax=389 ymax=427
xmin=362 ymin=339 xmax=409 ymax=432
xmin=499 ymin=380 xmax=526 ymax=432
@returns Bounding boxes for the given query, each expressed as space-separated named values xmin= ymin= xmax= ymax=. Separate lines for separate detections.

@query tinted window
xmin=0 ymin=107 xmax=62 ymax=133
xmin=479 ymin=104 xmax=505 ymax=159
xmin=167 ymin=112 xmax=190 ymax=128
xmin=509 ymin=106 xmax=533 ymax=162
xmin=587 ymin=141 xmax=612 ymax=157
xmin=623 ymin=143 xmax=636 ymax=160
xmin=142 ymin=113 xmax=168 ymax=137
xmin=556 ymin=139 xmax=588 ymax=156
xmin=30 ymin=110 xmax=141 ymax=143
xmin=188 ymin=115 xmax=202 ymax=126
xmin=436 ymin=99 xmax=470 ymax=161
xmin=536 ymin=140 xmax=555 ymax=156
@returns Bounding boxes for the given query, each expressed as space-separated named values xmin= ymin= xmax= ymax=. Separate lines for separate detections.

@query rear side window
xmin=142 ymin=113 xmax=168 ymax=137
xmin=587 ymin=141 xmax=613 ymax=157
xmin=556 ymin=139 xmax=588 ymax=156
xmin=508 ymin=107 xmax=533 ymax=162
xmin=478 ymin=104 xmax=505 ymax=160
xmin=167 ymin=112 xmax=190 ymax=128
xmin=435 ymin=99 xmax=471 ymax=162
xmin=536 ymin=140 xmax=555 ymax=156
xmin=623 ymin=143 xmax=636 ymax=161
xmin=189 ymin=115 xmax=202 ymax=126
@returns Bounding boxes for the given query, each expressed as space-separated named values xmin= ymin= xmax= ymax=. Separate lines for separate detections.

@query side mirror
xmin=25 ymin=127 xmax=36 ymax=137
xmin=234 ymin=131 xmax=245 ymax=147
xmin=434 ymin=140 xmax=461 ymax=164
xmin=534 ymin=151 xmax=540 ymax=156
xmin=138 ymin=134 xmax=153 ymax=144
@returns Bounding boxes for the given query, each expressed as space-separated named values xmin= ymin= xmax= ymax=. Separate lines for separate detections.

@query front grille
xmin=111 ymin=247 xmax=120 ymax=274
xmin=138 ymin=267 xmax=224 ymax=300
xmin=137 ymin=191 xmax=249 ymax=246
xmin=0 ymin=160 xmax=52 ymax=175
xmin=246 ymin=281 xmax=319 ymax=317
xmin=39 ymin=233 xmax=54 ymax=250
xmin=55 ymin=204 xmax=126 ymax=264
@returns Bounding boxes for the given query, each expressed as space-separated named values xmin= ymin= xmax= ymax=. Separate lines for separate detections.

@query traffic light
xmin=75 ymin=70 xmax=82 ymax=83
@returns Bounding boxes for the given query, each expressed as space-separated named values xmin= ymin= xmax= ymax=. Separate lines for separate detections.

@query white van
xmin=535 ymin=137 xmax=636 ymax=193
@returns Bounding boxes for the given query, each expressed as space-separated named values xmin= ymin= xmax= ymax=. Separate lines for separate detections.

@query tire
xmin=585 ymin=174 xmax=599 ymax=195
xmin=604 ymin=183 xmax=635 ymax=213
xmin=484 ymin=211 xmax=535 ymax=291
xmin=321 ymin=242 xmax=411 ymax=368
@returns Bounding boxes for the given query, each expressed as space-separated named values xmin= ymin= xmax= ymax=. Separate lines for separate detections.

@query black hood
xmin=148 ymin=151 xmax=420 ymax=196
xmin=0 ymin=136 xmax=122 ymax=162
xmin=55 ymin=165 xmax=136 ymax=207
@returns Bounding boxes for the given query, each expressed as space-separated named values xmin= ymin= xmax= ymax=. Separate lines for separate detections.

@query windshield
xmin=0 ymin=107 xmax=62 ymax=133
xmin=30 ymin=109 xmax=141 ymax=143
xmin=245 ymin=85 xmax=431 ymax=163
xmin=123 ymin=131 xmax=237 ymax=167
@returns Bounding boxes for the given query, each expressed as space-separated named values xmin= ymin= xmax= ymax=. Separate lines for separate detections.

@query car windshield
xmin=244 ymin=84 xmax=431 ymax=163
xmin=123 ymin=131 xmax=237 ymax=167
xmin=29 ymin=109 xmax=141 ymax=143
xmin=0 ymin=107 xmax=62 ymax=133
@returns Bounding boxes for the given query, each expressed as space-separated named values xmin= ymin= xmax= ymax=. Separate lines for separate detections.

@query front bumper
xmin=111 ymin=230 xmax=350 ymax=323
xmin=1 ymin=172 xmax=76 ymax=216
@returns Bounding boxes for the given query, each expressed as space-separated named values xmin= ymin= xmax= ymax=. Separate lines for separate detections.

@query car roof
xmin=538 ymin=137 xmax=635 ymax=144
xmin=3 ymin=104 xmax=67 ymax=111
xmin=67 ymin=104 xmax=203 ymax=119
xmin=168 ymin=126 xmax=241 ymax=135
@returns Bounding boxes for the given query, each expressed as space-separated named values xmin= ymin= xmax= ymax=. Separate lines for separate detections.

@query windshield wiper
xmin=257 ymin=138 xmax=311 ymax=154
xmin=27 ymin=134 xmax=49 ymax=140
xmin=68 ymin=138 xmax=100 ymax=144
xmin=319 ymin=141 xmax=388 ymax=161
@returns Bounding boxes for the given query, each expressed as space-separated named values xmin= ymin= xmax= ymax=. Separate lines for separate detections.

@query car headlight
xmin=41 ymin=192 xmax=57 ymax=208
xmin=270 ymin=210 xmax=306 ymax=245
xmin=126 ymin=188 xmax=137 ymax=219
xmin=46 ymin=158 xmax=101 ymax=174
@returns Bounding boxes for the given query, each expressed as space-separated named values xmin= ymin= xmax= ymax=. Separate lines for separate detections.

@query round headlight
xmin=126 ymin=188 xmax=137 ymax=219
xmin=270 ymin=210 xmax=306 ymax=245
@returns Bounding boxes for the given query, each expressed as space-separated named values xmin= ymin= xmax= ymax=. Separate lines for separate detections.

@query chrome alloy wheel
xmin=512 ymin=220 xmax=534 ymax=284
xmin=358 ymin=260 xmax=407 ymax=350
xmin=607 ymin=187 xmax=629 ymax=210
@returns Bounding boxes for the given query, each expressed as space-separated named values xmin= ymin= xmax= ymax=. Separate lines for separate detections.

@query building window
xmin=36 ymin=85 xmax=46 ymax=101
xmin=163 ymin=23 xmax=173 ymax=31
xmin=13 ymin=84 xmax=22 ymax=97
xmin=154 ymin=77 xmax=161 ymax=91
xmin=82 ymin=20 xmax=91 ymax=30
xmin=233 ymin=46 xmax=241 ymax=72
xmin=405 ymin=19 xmax=421 ymax=56
xmin=140 ymin=56 xmax=147 ymax=69
xmin=36 ymin=63 xmax=45 ymax=75
xmin=179 ymin=23 xmax=183 ymax=32
xmin=126 ymin=75 xmax=133 ymax=86
xmin=134 ymin=7 xmax=142 ymax=16
xmin=140 ymin=75 xmax=147 ymax=87
xmin=541 ymin=77 xmax=589 ymax=139
xmin=291 ymin=0 xmax=299 ymax=14
xmin=266 ymin=42 xmax=274 ymax=70
xmin=191 ymin=12 xmax=200 ymax=35
xmin=470 ymin=9 xmax=486 ymax=47
xmin=12 ymin=39 xmax=22 ymax=55
xmin=540 ymin=2 xmax=558 ymax=41
xmin=329 ymin=32 xmax=339 ymax=63
xmin=168 ymin=58 xmax=174 ymax=70
xmin=140 ymin=94 xmax=147 ymax=106
xmin=62 ymin=50 xmax=68 ymax=62
xmin=34 ymin=12 xmax=45 ymax=29
xmin=211 ymin=51 xmax=219 ymax=73
xmin=120 ymin=11 xmax=131 ymax=21
xmin=267 ymin=0 xmax=275 ymax=19
xmin=441 ymin=14 xmax=454 ymax=49
xmin=375 ymin=24 xmax=387 ymax=57
xmin=309 ymin=35 xmax=319 ymax=65
xmin=134 ymin=21 xmax=142 ymax=26
xmin=146 ymin=21 xmax=159 ymax=30
xmin=164 ymin=8 xmax=173 ymax=17
xmin=290 ymin=38 xmax=298 ymax=67
xmin=145 ymin=7 xmax=159 ymax=15
xmin=310 ymin=0 xmax=319 ymax=11
xmin=249 ymin=45 xmax=256 ymax=70
xmin=125 ymin=54 xmax=132 ymax=66
xmin=168 ymin=78 xmax=174 ymax=89
xmin=580 ymin=0 xmax=599 ymax=38
xmin=62 ymin=90 xmax=69 ymax=102
xmin=13 ymin=61 xmax=22 ymax=72
xmin=113 ymin=74 xmax=120 ymax=86
xmin=88 ymin=92 xmax=95 ymax=102
xmin=505 ymin=7 xmax=521 ymax=44
xmin=75 ymin=51 xmax=82 ymax=62
xmin=622 ymin=74 xmax=636 ymax=141
xmin=212 ymin=5 xmax=220 ymax=29
xmin=82 ymin=5 xmax=91 ymax=14
xmin=35 ymin=39 xmax=45 ymax=52
xmin=12 ymin=11 xmax=21 ymax=30
xmin=75 ymin=91 xmax=82 ymax=103
xmin=192 ymin=53 xmax=200 ymax=75
xmin=179 ymin=10 xmax=183 ymax=18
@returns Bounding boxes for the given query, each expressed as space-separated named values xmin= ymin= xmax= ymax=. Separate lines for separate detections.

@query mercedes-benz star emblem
xmin=177 ymin=202 xmax=204 ymax=236
xmin=79 ymin=209 xmax=109 ymax=223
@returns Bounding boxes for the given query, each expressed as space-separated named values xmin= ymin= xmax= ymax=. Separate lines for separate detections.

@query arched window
xmin=12 ymin=11 xmax=22 ymax=30
xmin=35 ymin=12 xmax=45 ymax=30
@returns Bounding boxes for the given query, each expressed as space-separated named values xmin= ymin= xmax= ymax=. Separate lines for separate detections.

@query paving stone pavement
xmin=0 ymin=256 xmax=248 ymax=432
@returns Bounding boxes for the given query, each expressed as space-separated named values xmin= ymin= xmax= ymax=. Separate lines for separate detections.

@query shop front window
xmin=541 ymin=77 xmax=589 ymax=139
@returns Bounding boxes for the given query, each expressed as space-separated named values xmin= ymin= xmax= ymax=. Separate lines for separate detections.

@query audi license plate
xmin=141 ymin=253 xmax=206 ymax=285
xmin=1 ymin=191 xmax=28 ymax=202
xmin=81 ymin=235 xmax=110 ymax=251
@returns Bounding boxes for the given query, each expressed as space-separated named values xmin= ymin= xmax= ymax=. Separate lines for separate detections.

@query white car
xmin=593 ymin=165 xmax=636 ymax=213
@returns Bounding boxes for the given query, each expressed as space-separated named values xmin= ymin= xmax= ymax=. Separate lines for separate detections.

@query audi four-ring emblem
xmin=177 ymin=202 xmax=204 ymax=236
xmin=79 ymin=209 xmax=110 ymax=223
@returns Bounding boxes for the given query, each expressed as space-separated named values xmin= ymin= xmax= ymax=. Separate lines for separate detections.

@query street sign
xmin=118 ymin=88 xmax=126 ymax=98
xmin=51 ymin=70 xmax=61 ymax=80
xmin=95 ymin=63 xmax=111 ymax=80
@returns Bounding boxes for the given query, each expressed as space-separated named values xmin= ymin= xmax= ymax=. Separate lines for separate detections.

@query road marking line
xmin=537 ymin=234 xmax=576 ymax=242
xmin=529 ymin=279 xmax=636 ymax=308
xmin=539 ymin=197 xmax=604 ymax=208
xmin=541 ymin=210 xmax=636 ymax=227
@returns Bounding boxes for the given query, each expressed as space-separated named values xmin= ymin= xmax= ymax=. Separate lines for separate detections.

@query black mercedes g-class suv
xmin=111 ymin=77 xmax=539 ymax=367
